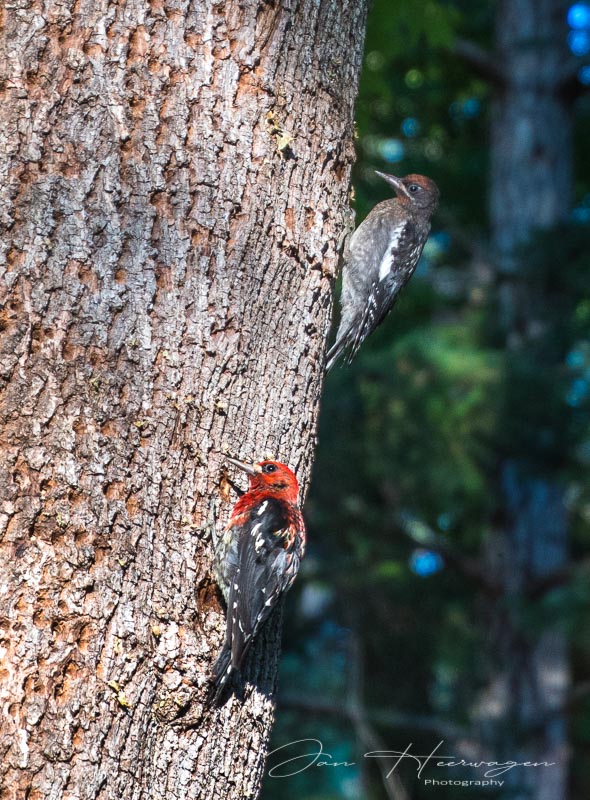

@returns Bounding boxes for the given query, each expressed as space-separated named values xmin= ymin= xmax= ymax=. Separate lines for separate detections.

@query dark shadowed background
xmin=261 ymin=1 xmax=590 ymax=798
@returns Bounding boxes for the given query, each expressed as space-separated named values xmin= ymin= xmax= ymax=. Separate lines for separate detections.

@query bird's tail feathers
xmin=207 ymin=644 xmax=237 ymax=705
xmin=325 ymin=332 xmax=353 ymax=371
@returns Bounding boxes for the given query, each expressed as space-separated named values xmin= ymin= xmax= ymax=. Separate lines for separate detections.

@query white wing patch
xmin=378 ymin=222 xmax=407 ymax=281
xmin=365 ymin=291 xmax=379 ymax=329
xmin=257 ymin=501 xmax=268 ymax=516
xmin=251 ymin=522 xmax=265 ymax=553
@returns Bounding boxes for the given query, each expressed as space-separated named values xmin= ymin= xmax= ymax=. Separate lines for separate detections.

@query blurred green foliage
xmin=262 ymin=1 xmax=590 ymax=798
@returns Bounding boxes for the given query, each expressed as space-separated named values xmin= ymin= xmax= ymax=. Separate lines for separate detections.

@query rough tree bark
xmin=0 ymin=1 xmax=368 ymax=798
xmin=477 ymin=2 xmax=572 ymax=798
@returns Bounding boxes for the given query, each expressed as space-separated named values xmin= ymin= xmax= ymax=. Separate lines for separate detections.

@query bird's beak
xmin=226 ymin=456 xmax=262 ymax=475
xmin=375 ymin=170 xmax=411 ymax=200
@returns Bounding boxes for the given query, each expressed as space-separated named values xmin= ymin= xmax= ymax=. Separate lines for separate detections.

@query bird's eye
xmin=408 ymin=184 xmax=421 ymax=193
xmin=262 ymin=463 xmax=278 ymax=473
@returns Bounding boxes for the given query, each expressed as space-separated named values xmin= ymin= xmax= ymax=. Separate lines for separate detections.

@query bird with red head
xmin=227 ymin=457 xmax=300 ymax=507
xmin=208 ymin=455 xmax=306 ymax=704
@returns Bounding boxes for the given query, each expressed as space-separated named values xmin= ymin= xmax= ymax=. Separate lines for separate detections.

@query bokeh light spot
xmin=401 ymin=117 xmax=421 ymax=137
xmin=462 ymin=98 xmax=481 ymax=118
xmin=424 ymin=141 xmax=443 ymax=161
xmin=566 ymin=349 xmax=586 ymax=369
xmin=410 ymin=549 xmax=444 ymax=577
xmin=437 ymin=512 xmax=453 ymax=531
xmin=366 ymin=50 xmax=386 ymax=71
xmin=378 ymin=138 xmax=405 ymax=163
xmin=405 ymin=68 xmax=424 ymax=89
xmin=566 ymin=378 xmax=589 ymax=407
xmin=568 ymin=29 xmax=590 ymax=55
xmin=567 ymin=2 xmax=590 ymax=29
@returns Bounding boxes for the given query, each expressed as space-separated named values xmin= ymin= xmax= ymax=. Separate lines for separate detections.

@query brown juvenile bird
xmin=326 ymin=172 xmax=439 ymax=370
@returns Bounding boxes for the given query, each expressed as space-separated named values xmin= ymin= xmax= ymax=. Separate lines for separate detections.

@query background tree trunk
xmin=480 ymin=2 xmax=572 ymax=798
xmin=490 ymin=0 xmax=572 ymax=274
xmin=0 ymin=1 xmax=367 ymax=797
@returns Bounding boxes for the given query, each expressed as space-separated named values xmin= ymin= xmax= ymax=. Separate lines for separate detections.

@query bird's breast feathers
xmin=231 ymin=498 xmax=305 ymax=555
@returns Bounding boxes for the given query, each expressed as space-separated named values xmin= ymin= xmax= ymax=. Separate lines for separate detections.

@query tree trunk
xmin=0 ymin=1 xmax=367 ymax=798
xmin=480 ymin=2 xmax=572 ymax=798
xmin=490 ymin=0 xmax=572 ymax=273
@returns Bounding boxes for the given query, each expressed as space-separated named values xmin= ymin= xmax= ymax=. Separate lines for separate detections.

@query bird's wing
xmin=226 ymin=499 xmax=301 ymax=671
xmin=346 ymin=277 xmax=392 ymax=363
xmin=326 ymin=215 xmax=400 ymax=369
xmin=332 ymin=218 xmax=422 ymax=366
xmin=346 ymin=211 xmax=408 ymax=293
xmin=374 ymin=219 xmax=420 ymax=285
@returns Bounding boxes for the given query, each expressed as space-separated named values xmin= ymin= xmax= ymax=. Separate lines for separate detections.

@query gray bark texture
xmin=0 ymin=1 xmax=368 ymax=797
xmin=480 ymin=2 xmax=572 ymax=798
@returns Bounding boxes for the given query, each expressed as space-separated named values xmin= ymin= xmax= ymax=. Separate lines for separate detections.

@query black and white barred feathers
xmin=208 ymin=457 xmax=305 ymax=705
xmin=326 ymin=172 xmax=439 ymax=370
